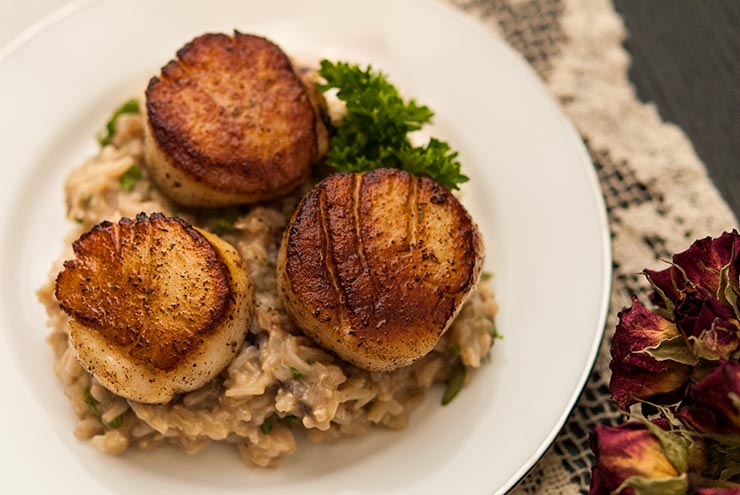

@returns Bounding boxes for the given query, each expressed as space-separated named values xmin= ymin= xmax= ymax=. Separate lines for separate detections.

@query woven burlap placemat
xmin=450 ymin=0 xmax=739 ymax=493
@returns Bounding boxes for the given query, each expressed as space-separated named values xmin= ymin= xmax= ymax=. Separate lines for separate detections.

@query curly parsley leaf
xmin=395 ymin=138 xmax=466 ymax=191
xmin=317 ymin=60 xmax=468 ymax=191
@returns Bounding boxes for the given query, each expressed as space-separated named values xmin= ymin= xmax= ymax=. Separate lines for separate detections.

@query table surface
xmin=615 ymin=0 xmax=740 ymax=219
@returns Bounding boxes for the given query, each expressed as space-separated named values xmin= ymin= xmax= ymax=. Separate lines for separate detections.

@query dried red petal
xmin=677 ymin=360 xmax=740 ymax=434
xmin=675 ymin=294 xmax=740 ymax=360
xmin=610 ymin=297 xmax=691 ymax=408
xmin=645 ymin=266 xmax=684 ymax=309
xmin=674 ymin=232 xmax=740 ymax=297
xmin=645 ymin=231 xmax=740 ymax=311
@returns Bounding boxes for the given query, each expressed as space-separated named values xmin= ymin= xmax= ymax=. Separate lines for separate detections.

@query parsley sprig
xmin=317 ymin=60 xmax=468 ymax=191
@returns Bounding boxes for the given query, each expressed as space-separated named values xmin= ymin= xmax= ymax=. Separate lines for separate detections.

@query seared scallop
xmin=55 ymin=213 xmax=254 ymax=403
xmin=144 ymin=32 xmax=327 ymax=207
xmin=278 ymin=168 xmax=483 ymax=372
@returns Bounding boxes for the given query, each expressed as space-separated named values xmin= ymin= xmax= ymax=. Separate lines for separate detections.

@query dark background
xmin=614 ymin=0 xmax=740 ymax=218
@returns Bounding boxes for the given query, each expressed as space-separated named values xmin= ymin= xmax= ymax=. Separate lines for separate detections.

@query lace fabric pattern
xmin=450 ymin=0 xmax=738 ymax=492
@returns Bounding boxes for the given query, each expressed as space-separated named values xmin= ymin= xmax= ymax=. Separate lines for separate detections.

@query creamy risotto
xmin=38 ymin=107 xmax=498 ymax=467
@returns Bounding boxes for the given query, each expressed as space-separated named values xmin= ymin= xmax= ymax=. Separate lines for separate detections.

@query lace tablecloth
xmin=450 ymin=0 xmax=739 ymax=493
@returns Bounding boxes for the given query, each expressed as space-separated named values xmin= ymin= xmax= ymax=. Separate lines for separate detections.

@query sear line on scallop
xmin=278 ymin=168 xmax=484 ymax=372
xmin=54 ymin=213 xmax=254 ymax=404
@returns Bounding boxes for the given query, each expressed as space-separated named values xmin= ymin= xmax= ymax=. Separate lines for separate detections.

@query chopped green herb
xmin=107 ymin=415 xmax=123 ymax=429
xmin=290 ymin=367 xmax=303 ymax=380
xmin=74 ymin=217 xmax=84 ymax=224
xmin=283 ymin=415 xmax=301 ymax=428
xmin=261 ymin=416 xmax=274 ymax=434
xmin=84 ymin=388 xmax=122 ymax=428
xmin=211 ymin=213 xmax=238 ymax=236
xmin=481 ymin=271 xmax=493 ymax=281
xmin=442 ymin=361 xmax=467 ymax=405
xmin=258 ymin=258 xmax=274 ymax=268
xmin=84 ymin=388 xmax=102 ymax=417
xmin=488 ymin=325 xmax=503 ymax=340
xmin=98 ymin=98 xmax=140 ymax=146
xmin=317 ymin=60 xmax=468 ymax=191
xmin=119 ymin=164 xmax=142 ymax=192
xmin=448 ymin=343 xmax=461 ymax=357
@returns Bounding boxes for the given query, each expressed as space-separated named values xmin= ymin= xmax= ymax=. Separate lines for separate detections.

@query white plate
xmin=0 ymin=0 xmax=611 ymax=493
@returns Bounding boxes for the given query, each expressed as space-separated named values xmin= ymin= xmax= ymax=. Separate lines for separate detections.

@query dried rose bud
xmin=646 ymin=231 xmax=740 ymax=309
xmin=677 ymin=360 xmax=740 ymax=434
xmin=675 ymin=294 xmax=740 ymax=360
xmin=589 ymin=421 xmax=688 ymax=495
xmin=610 ymin=297 xmax=691 ymax=409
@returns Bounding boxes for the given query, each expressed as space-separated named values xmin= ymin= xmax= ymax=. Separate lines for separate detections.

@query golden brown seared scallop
xmin=55 ymin=213 xmax=254 ymax=403
xmin=143 ymin=32 xmax=327 ymax=207
xmin=277 ymin=168 xmax=483 ymax=372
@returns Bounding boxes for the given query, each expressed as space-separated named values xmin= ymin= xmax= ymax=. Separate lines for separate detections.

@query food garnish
xmin=442 ymin=361 xmax=467 ymax=405
xmin=261 ymin=417 xmax=274 ymax=434
xmin=449 ymin=343 xmax=462 ymax=357
xmin=209 ymin=210 xmax=240 ymax=236
xmin=317 ymin=60 xmax=468 ymax=191
xmin=97 ymin=98 xmax=140 ymax=146
xmin=283 ymin=415 xmax=301 ymax=428
xmin=84 ymin=388 xmax=123 ymax=429
xmin=289 ymin=367 xmax=303 ymax=380
xmin=488 ymin=324 xmax=502 ymax=340
xmin=118 ymin=164 xmax=142 ymax=192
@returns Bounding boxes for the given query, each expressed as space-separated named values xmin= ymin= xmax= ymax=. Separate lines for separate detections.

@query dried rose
xmin=645 ymin=231 xmax=740 ymax=310
xmin=589 ymin=421 xmax=689 ymax=495
xmin=593 ymin=232 xmax=740 ymax=494
xmin=677 ymin=360 xmax=740 ymax=435
xmin=610 ymin=297 xmax=692 ymax=409
xmin=675 ymin=294 xmax=740 ymax=361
